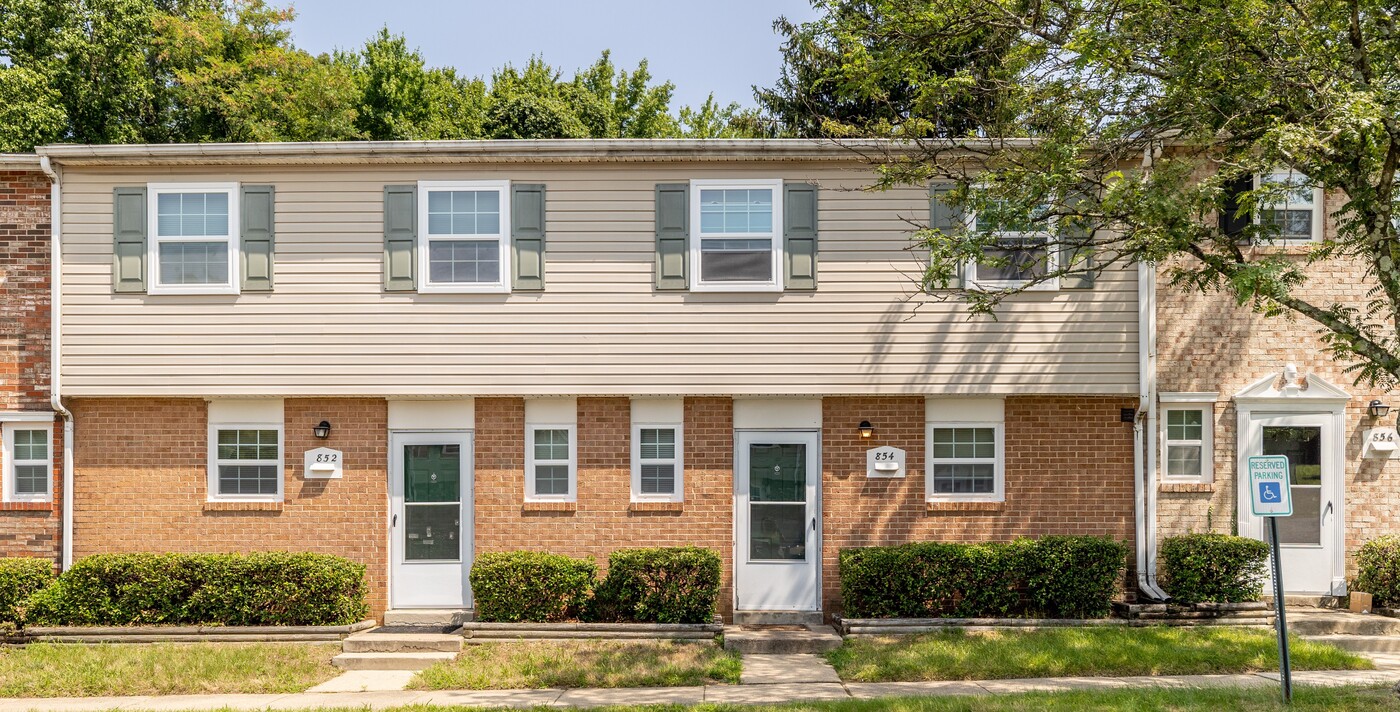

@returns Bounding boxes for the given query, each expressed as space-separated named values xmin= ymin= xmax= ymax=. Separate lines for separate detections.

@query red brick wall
xmin=0 ymin=167 xmax=58 ymax=565
xmin=821 ymin=395 xmax=1137 ymax=615
xmin=473 ymin=396 xmax=735 ymax=618
xmin=70 ymin=398 xmax=389 ymax=617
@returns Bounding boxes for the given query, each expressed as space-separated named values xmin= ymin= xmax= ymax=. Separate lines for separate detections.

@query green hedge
xmin=1160 ymin=534 xmax=1269 ymax=604
xmin=470 ymin=551 xmax=596 ymax=622
xmin=590 ymin=547 xmax=721 ymax=624
xmin=0 ymin=558 xmax=54 ymax=623
xmin=24 ymin=552 xmax=367 ymax=626
xmin=1356 ymin=535 xmax=1400 ymax=607
xmin=839 ymin=536 xmax=1128 ymax=619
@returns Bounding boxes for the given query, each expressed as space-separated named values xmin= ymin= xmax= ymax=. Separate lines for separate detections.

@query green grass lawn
xmin=0 ymin=642 xmax=340 ymax=697
xmin=409 ymin=640 xmax=742 ymax=690
xmin=827 ymin=627 xmax=1373 ymax=682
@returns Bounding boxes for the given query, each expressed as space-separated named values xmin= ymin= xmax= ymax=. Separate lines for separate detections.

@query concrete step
xmin=342 ymin=632 xmax=463 ymax=653
xmin=330 ymin=651 xmax=457 ymax=671
xmin=1302 ymin=634 xmax=1400 ymax=654
xmin=382 ymin=609 xmax=474 ymax=627
xmin=723 ymin=625 xmax=842 ymax=654
xmin=1287 ymin=611 xmax=1400 ymax=636
xmin=733 ymin=611 xmax=825 ymax=627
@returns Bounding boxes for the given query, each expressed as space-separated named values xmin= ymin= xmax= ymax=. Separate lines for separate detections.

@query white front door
xmin=390 ymin=431 xmax=473 ymax=608
xmin=1239 ymin=413 xmax=1343 ymax=595
xmin=735 ymin=431 xmax=820 ymax=611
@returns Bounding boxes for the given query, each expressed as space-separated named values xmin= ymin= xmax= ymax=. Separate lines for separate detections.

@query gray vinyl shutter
xmin=112 ymin=187 xmax=147 ymax=293
xmin=512 ymin=183 xmax=546 ymax=291
xmin=1059 ymin=194 xmax=1095 ymax=290
xmin=240 ymin=185 xmax=275 ymax=291
xmin=654 ymin=183 xmax=689 ymax=290
xmin=383 ymin=185 xmax=417 ymax=291
xmin=928 ymin=182 xmax=965 ymax=288
xmin=783 ymin=182 xmax=818 ymax=290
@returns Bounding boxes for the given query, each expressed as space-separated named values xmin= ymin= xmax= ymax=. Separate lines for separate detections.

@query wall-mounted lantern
xmin=858 ymin=420 xmax=874 ymax=438
xmin=1367 ymin=400 xmax=1391 ymax=419
xmin=313 ymin=420 xmax=332 ymax=439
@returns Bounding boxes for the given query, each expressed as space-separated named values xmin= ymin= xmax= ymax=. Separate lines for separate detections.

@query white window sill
xmin=689 ymin=282 xmax=784 ymax=293
xmin=207 ymin=496 xmax=284 ymax=504
xmin=630 ymin=495 xmax=683 ymax=504
xmin=968 ymin=279 xmax=1060 ymax=292
xmin=419 ymin=283 xmax=511 ymax=294
xmin=926 ymin=495 xmax=1005 ymax=504
xmin=148 ymin=285 xmax=241 ymax=296
xmin=3 ymin=496 xmax=51 ymax=505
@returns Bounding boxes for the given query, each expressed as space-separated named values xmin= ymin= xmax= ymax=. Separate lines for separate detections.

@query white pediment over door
xmin=1233 ymin=364 xmax=1350 ymax=407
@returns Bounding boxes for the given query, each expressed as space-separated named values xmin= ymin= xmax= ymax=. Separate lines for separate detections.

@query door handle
xmin=392 ymin=514 xmax=398 ymax=527
xmin=1323 ymin=501 xmax=1333 ymax=521
xmin=811 ymin=516 xmax=816 ymax=532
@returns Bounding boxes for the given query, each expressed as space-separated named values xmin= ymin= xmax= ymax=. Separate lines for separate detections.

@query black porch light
xmin=858 ymin=420 xmax=874 ymax=438
xmin=313 ymin=420 xmax=332 ymax=439
xmin=1368 ymin=400 xmax=1391 ymax=419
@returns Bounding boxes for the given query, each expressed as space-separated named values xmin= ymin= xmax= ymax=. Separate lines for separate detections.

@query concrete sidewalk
xmin=0 ymin=669 xmax=1393 ymax=711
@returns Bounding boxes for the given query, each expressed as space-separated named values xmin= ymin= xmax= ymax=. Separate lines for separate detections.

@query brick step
xmin=722 ymin=625 xmax=842 ymax=654
xmin=1302 ymin=634 xmax=1400 ymax=654
xmin=733 ymin=611 xmax=825 ymax=628
xmin=342 ymin=632 xmax=463 ymax=653
xmin=330 ymin=651 xmax=457 ymax=671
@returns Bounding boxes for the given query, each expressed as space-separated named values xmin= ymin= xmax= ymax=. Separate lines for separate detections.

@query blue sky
xmin=285 ymin=1 xmax=821 ymax=110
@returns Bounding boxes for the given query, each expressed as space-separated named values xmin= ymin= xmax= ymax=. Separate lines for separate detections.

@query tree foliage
xmin=0 ymin=0 xmax=766 ymax=150
xmin=768 ymin=0 xmax=1400 ymax=387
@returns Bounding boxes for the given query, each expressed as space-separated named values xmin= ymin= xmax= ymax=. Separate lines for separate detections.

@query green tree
xmin=0 ymin=67 xmax=68 ymax=151
xmin=797 ymin=0 xmax=1400 ymax=388
xmin=679 ymin=96 xmax=773 ymax=138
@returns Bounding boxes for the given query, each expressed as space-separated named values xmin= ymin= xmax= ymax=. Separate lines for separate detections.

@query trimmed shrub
xmin=0 ymin=558 xmax=54 ymax=623
xmin=840 ymin=541 xmax=1023 ymax=618
xmin=1023 ymin=536 xmax=1130 ymax=618
xmin=1355 ymin=535 xmax=1400 ymax=607
xmin=471 ymin=551 xmax=596 ymax=622
xmin=840 ymin=536 xmax=1129 ymax=619
xmin=24 ymin=552 xmax=367 ymax=626
xmin=1160 ymin=534 xmax=1269 ymax=604
xmin=590 ymin=547 xmax=721 ymax=624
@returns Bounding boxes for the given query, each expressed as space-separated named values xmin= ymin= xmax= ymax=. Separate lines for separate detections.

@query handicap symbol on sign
xmin=1259 ymin=482 xmax=1282 ymax=503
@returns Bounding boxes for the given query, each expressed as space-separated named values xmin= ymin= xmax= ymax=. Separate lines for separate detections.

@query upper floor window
xmin=2 ymin=423 xmax=52 ymax=503
xmin=1256 ymin=170 xmax=1322 ymax=242
xmin=148 ymin=183 xmax=240 ymax=295
xmin=418 ymin=180 xmax=511 ymax=293
xmin=690 ymin=179 xmax=784 ymax=292
xmin=966 ymin=202 xmax=1058 ymax=290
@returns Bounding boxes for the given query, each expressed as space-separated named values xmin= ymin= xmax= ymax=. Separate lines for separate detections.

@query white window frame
xmin=631 ymin=423 xmax=683 ymax=503
xmin=2 ymin=422 xmax=53 ymax=503
xmin=1161 ymin=396 xmax=1215 ymax=484
xmin=963 ymin=204 xmax=1059 ymax=291
xmin=925 ymin=421 xmax=1005 ymax=503
xmin=206 ymin=421 xmax=284 ymax=503
xmin=1254 ymin=169 xmax=1323 ymax=243
xmin=417 ymin=180 xmax=512 ymax=294
xmin=525 ymin=424 xmax=576 ymax=502
xmin=689 ymin=178 xmax=784 ymax=292
xmin=147 ymin=182 xmax=241 ymax=296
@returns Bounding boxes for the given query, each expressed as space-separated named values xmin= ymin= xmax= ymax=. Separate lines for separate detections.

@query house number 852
xmin=315 ymin=453 xmax=339 ymax=463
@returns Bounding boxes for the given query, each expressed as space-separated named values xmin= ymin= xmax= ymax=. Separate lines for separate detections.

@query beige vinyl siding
xmin=58 ymin=162 xmax=1138 ymax=396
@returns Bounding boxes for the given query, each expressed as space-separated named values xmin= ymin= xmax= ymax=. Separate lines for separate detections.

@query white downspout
xmin=38 ymin=156 xmax=74 ymax=570
xmin=1136 ymin=146 xmax=1169 ymax=600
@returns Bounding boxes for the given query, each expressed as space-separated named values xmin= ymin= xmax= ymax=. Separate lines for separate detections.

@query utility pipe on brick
xmin=38 ymin=156 xmax=74 ymax=571
xmin=1136 ymin=145 xmax=1169 ymax=601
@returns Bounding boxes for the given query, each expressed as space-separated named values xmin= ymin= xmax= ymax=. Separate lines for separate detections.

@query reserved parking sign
xmin=1248 ymin=455 xmax=1293 ymax=517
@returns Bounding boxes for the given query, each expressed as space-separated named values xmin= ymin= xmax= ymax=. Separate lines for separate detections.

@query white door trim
xmin=388 ymin=429 xmax=474 ymax=609
xmin=732 ymin=428 xmax=822 ymax=612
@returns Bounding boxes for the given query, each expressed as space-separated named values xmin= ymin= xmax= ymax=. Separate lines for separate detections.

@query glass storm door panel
xmin=735 ymin=431 xmax=820 ymax=612
xmin=1262 ymin=426 xmax=1322 ymax=546
xmin=390 ymin=432 xmax=472 ymax=608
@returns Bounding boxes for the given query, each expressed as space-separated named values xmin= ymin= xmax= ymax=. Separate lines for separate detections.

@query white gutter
xmin=1136 ymin=146 xmax=1169 ymax=601
xmin=38 ymin=156 xmax=74 ymax=570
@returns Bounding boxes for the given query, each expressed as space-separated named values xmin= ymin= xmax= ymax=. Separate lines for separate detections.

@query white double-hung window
xmin=148 ymin=183 xmax=240 ymax=295
xmin=524 ymin=398 xmax=577 ymax=502
xmin=1256 ymin=169 xmax=1323 ymax=242
xmin=926 ymin=398 xmax=1006 ymax=503
xmin=1160 ymin=394 xmax=1215 ymax=483
xmin=2 ymin=422 xmax=52 ymax=503
xmin=690 ymin=179 xmax=783 ymax=291
xmin=966 ymin=201 xmax=1057 ymax=290
xmin=207 ymin=400 xmax=283 ymax=502
xmin=418 ymin=180 xmax=511 ymax=293
xmin=630 ymin=398 xmax=684 ymax=503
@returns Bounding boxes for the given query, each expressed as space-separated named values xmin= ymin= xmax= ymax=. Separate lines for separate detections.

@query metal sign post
xmin=1249 ymin=455 xmax=1293 ymax=704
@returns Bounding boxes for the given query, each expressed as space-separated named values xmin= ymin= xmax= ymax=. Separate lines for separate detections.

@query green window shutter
xmin=1059 ymin=194 xmax=1096 ymax=290
xmin=783 ymin=182 xmax=819 ymax=290
xmin=511 ymin=183 xmax=546 ymax=291
xmin=240 ymin=185 xmax=275 ymax=291
xmin=383 ymin=184 xmax=417 ymax=292
xmin=112 ymin=186 xmax=147 ymax=293
xmin=928 ymin=182 xmax=965 ymax=288
xmin=654 ymin=183 xmax=689 ymax=290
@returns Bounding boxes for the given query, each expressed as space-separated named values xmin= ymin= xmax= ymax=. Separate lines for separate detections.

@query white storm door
xmin=390 ymin=431 xmax=473 ymax=608
xmin=735 ymin=431 xmax=820 ymax=611
xmin=1241 ymin=413 xmax=1341 ymax=595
